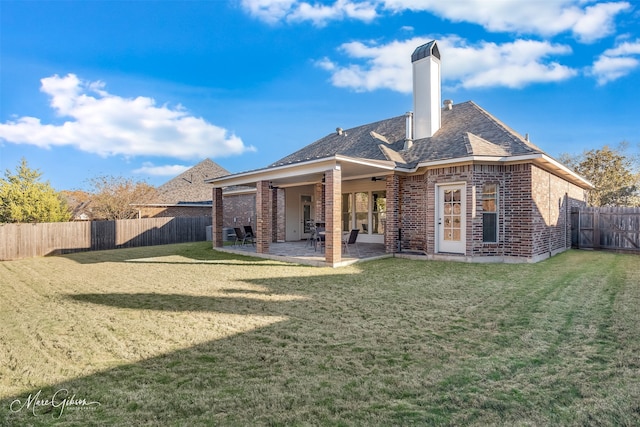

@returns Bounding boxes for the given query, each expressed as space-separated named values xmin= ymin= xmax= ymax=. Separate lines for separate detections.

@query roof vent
xmin=336 ymin=127 xmax=343 ymax=136
xmin=404 ymin=112 xmax=413 ymax=150
xmin=444 ymin=99 xmax=453 ymax=110
xmin=525 ymin=133 xmax=529 ymax=141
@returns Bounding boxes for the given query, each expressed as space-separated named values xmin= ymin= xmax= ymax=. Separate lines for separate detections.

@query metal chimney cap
xmin=444 ymin=99 xmax=453 ymax=110
xmin=411 ymin=40 xmax=440 ymax=62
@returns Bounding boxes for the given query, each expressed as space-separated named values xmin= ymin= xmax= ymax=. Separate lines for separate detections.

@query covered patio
xmin=208 ymin=155 xmax=400 ymax=267
xmin=214 ymin=240 xmax=390 ymax=267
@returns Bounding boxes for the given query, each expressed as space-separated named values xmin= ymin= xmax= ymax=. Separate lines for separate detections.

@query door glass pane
xmin=443 ymin=189 xmax=462 ymax=242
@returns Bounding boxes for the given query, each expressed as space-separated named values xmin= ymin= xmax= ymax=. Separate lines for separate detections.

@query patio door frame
xmin=436 ymin=182 xmax=466 ymax=254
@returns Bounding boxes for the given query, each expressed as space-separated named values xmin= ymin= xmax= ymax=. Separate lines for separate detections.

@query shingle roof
xmin=403 ymin=101 xmax=543 ymax=166
xmin=269 ymin=101 xmax=543 ymax=170
xmin=270 ymin=115 xmax=408 ymax=167
xmin=156 ymin=159 xmax=229 ymax=203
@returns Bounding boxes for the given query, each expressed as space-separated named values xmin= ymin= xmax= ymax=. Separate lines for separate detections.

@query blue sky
xmin=1 ymin=0 xmax=639 ymax=191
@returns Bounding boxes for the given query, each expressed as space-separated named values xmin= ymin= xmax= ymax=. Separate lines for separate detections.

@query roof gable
xmin=157 ymin=159 xmax=229 ymax=203
xmin=403 ymin=101 xmax=542 ymax=166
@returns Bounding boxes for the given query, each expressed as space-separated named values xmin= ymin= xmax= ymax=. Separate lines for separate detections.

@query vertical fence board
xmin=572 ymin=207 xmax=640 ymax=253
xmin=0 ymin=216 xmax=212 ymax=260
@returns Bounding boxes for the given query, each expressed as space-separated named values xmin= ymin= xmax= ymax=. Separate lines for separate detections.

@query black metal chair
xmin=315 ymin=227 xmax=325 ymax=252
xmin=306 ymin=220 xmax=317 ymax=248
xmin=342 ymin=229 xmax=360 ymax=255
xmin=233 ymin=227 xmax=244 ymax=246
xmin=243 ymin=225 xmax=256 ymax=246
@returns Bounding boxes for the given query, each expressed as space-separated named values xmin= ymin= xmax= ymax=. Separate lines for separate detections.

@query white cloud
xmin=133 ymin=162 xmax=191 ymax=176
xmin=241 ymin=0 xmax=377 ymax=26
xmin=317 ymin=37 xmax=577 ymax=92
xmin=591 ymin=39 xmax=640 ymax=84
xmin=0 ymin=74 xmax=255 ymax=160
xmin=241 ymin=0 xmax=630 ymax=42
xmin=240 ymin=0 xmax=297 ymax=24
xmin=382 ymin=0 xmax=630 ymax=43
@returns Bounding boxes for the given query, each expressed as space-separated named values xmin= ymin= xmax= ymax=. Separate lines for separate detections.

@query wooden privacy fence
xmin=571 ymin=207 xmax=640 ymax=253
xmin=0 ymin=216 xmax=212 ymax=260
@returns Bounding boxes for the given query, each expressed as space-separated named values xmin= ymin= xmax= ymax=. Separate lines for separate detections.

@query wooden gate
xmin=571 ymin=207 xmax=640 ymax=252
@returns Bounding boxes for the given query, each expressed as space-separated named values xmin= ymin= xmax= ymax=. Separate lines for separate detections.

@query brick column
xmin=324 ymin=165 xmax=342 ymax=266
xmin=274 ymin=188 xmax=286 ymax=242
xmin=256 ymin=180 xmax=272 ymax=254
xmin=212 ymin=187 xmax=224 ymax=248
xmin=314 ymin=183 xmax=324 ymax=223
xmin=385 ymin=174 xmax=399 ymax=253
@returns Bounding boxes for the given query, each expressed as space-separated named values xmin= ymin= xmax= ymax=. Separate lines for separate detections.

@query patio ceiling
xmin=207 ymin=155 xmax=397 ymax=189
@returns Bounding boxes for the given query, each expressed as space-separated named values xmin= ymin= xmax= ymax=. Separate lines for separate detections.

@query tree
xmin=88 ymin=176 xmax=157 ymax=220
xmin=0 ymin=158 xmax=71 ymax=223
xmin=561 ymin=144 xmax=640 ymax=207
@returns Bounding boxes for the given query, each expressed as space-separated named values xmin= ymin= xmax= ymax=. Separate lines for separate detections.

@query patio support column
xmin=275 ymin=188 xmax=286 ymax=242
xmin=212 ymin=187 xmax=224 ymax=248
xmin=325 ymin=164 xmax=342 ymax=266
xmin=314 ymin=183 xmax=324 ymax=223
xmin=256 ymin=180 xmax=272 ymax=254
xmin=385 ymin=174 xmax=400 ymax=253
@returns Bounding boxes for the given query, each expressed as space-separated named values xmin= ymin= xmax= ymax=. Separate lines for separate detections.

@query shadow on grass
xmin=59 ymin=241 xmax=313 ymax=268
xmin=67 ymin=292 xmax=309 ymax=314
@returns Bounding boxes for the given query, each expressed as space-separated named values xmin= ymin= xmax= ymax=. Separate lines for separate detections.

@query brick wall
xmin=222 ymin=193 xmax=256 ymax=229
xmin=384 ymin=175 xmax=400 ymax=253
xmin=531 ymin=165 xmax=586 ymax=258
xmin=469 ymin=163 xmax=534 ymax=258
xmin=396 ymin=162 xmax=586 ymax=261
xmin=256 ymin=181 xmax=271 ymax=253
xmin=399 ymin=175 xmax=428 ymax=252
xmin=325 ymin=167 xmax=342 ymax=265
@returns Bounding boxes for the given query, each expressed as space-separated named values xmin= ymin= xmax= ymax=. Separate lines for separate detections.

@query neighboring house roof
xmin=61 ymin=190 xmax=94 ymax=221
xmin=270 ymin=101 xmax=544 ymax=170
xmin=156 ymin=159 xmax=229 ymax=204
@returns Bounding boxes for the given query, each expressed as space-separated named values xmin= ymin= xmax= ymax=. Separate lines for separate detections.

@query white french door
xmin=437 ymin=184 xmax=466 ymax=254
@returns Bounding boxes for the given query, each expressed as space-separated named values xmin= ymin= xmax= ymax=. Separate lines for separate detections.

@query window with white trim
xmin=482 ymin=183 xmax=498 ymax=243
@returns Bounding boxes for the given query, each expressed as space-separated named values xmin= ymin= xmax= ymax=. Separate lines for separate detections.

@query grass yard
xmin=1 ymin=244 xmax=639 ymax=426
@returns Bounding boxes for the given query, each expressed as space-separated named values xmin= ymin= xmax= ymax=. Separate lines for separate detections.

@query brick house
xmin=136 ymin=159 xmax=255 ymax=230
xmin=208 ymin=41 xmax=592 ymax=266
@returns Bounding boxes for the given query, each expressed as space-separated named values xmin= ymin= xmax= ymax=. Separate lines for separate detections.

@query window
xmin=341 ymin=190 xmax=387 ymax=234
xmin=342 ymin=193 xmax=352 ymax=231
xmin=482 ymin=184 xmax=498 ymax=243
xmin=355 ymin=192 xmax=368 ymax=233
xmin=372 ymin=191 xmax=386 ymax=234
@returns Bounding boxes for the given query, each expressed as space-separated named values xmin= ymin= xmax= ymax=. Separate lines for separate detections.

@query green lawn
xmin=1 ymin=244 xmax=639 ymax=426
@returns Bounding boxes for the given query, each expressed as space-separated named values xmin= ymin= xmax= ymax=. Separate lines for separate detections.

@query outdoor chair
xmin=243 ymin=225 xmax=256 ymax=246
xmin=306 ymin=220 xmax=317 ymax=248
xmin=233 ymin=227 xmax=243 ymax=245
xmin=315 ymin=227 xmax=325 ymax=253
xmin=342 ymin=229 xmax=360 ymax=255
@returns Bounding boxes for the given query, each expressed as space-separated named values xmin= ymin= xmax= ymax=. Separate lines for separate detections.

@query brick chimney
xmin=411 ymin=41 xmax=441 ymax=140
